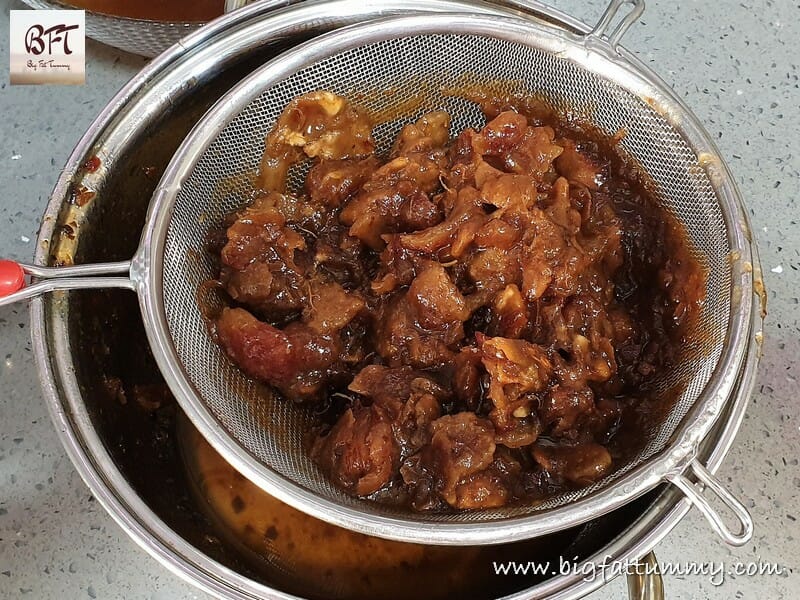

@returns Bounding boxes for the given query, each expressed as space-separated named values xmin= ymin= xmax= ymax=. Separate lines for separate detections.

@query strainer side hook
xmin=668 ymin=459 xmax=754 ymax=546
xmin=588 ymin=0 xmax=645 ymax=50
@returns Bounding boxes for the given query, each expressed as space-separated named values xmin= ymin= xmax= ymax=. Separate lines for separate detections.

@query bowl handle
xmin=627 ymin=552 xmax=664 ymax=600
xmin=667 ymin=459 xmax=754 ymax=546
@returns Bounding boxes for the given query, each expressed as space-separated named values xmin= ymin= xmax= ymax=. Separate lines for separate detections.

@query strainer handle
xmin=0 ymin=259 xmax=134 ymax=308
xmin=588 ymin=0 xmax=645 ymax=49
xmin=627 ymin=552 xmax=665 ymax=600
xmin=668 ymin=459 xmax=754 ymax=546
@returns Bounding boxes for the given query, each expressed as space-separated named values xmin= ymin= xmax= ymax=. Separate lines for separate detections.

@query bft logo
xmin=25 ymin=23 xmax=81 ymax=56
xmin=10 ymin=10 xmax=85 ymax=85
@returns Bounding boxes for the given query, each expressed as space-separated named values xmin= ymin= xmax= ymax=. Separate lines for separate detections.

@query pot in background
xmin=19 ymin=0 xmax=293 ymax=56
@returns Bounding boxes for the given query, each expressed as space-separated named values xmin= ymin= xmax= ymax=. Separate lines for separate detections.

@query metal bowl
xmin=27 ymin=0 xmax=763 ymax=598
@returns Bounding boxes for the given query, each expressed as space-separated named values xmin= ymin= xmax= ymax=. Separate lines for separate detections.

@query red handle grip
xmin=0 ymin=260 xmax=26 ymax=298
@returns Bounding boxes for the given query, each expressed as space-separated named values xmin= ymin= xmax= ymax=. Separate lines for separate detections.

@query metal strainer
xmin=0 ymin=0 xmax=758 ymax=546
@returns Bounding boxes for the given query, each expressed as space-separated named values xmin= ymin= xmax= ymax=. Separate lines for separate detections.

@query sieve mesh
xmin=162 ymin=29 xmax=731 ymax=525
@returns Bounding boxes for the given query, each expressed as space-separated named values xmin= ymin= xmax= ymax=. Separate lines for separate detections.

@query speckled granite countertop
xmin=0 ymin=0 xmax=797 ymax=598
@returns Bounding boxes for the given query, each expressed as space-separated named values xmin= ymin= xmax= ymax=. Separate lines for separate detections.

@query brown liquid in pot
xmin=63 ymin=0 xmax=224 ymax=21
xmin=179 ymin=417 xmax=575 ymax=600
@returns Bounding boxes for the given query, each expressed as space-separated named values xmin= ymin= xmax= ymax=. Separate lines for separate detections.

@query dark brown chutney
xmin=207 ymin=90 xmax=705 ymax=511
